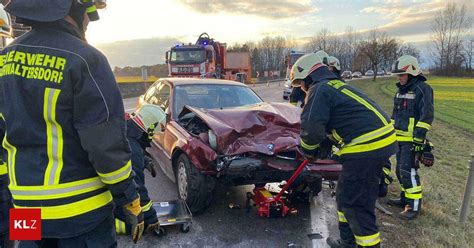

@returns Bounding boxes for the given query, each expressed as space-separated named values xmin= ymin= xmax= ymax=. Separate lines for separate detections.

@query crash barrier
xmin=117 ymin=82 xmax=153 ymax=98
xmin=459 ymin=153 xmax=474 ymax=223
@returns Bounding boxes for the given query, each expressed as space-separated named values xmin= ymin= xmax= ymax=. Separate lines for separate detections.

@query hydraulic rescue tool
xmin=248 ymin=159 xmax=309 ymax=218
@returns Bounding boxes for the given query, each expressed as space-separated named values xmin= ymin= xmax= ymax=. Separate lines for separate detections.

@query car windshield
xmin=170 ymin=49 xmax=206 ymax=64
xmin=173 ymin=84 xmax=263 ymax=116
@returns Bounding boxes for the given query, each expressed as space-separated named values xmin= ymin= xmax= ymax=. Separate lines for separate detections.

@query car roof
xmin=159 ymin=78 xmax=247 ymax=87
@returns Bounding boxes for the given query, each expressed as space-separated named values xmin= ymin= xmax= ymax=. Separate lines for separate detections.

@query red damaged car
xmin=138 ymin=78 xmax=341 ymax=213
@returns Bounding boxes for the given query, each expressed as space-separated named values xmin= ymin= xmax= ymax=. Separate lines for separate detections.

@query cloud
xmin=176 ymin=0 xmax=318 ymax=19
xmin=97 ymin=37 xmax=182 ymax=67
xmin=359 ymin=0 xmax=473 ymax=40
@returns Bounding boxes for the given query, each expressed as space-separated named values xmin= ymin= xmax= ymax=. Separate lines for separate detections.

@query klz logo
xmin=9 ymin=209 xmax=41 ymax=240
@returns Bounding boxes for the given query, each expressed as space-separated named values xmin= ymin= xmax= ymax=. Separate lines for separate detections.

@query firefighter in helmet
xmin=388 ymin=55 xmax=434 ymax=220
xmin=291 ymin=51 xmax=398 ymax=247
xmin=328 ymin=56 xmax=342 ymax=80
xmin=0 ymin=0 xmax=144 ymax=246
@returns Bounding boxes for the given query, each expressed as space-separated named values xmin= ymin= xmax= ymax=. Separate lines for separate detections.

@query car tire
xmin=175 ymin=154 xmax=216 ymax=214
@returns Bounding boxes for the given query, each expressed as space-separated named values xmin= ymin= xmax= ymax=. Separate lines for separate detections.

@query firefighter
xmin=0 ymin=5 xmax=13 ymax=248
xmin=328 ymin=56 xmax=342 ymax=80
xmin=388 ymin=55 xmax=434 ymax=220
xmin=115 ymin=105 xmax=166 ymax=235
xmin=0 ymin=0 xmax=144 ymax=246
xmin=291 ymin=52 xmax=398 ymax=247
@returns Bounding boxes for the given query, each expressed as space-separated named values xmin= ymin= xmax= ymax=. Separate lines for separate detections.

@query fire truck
xmin=166 ymin=33 xmax=251 ymax=83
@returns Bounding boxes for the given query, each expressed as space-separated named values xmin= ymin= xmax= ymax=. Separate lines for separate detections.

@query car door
xmin=146 ymin=81 xmax=175 ymax=180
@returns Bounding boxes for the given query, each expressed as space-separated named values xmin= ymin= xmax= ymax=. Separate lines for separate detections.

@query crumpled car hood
xmin=183 ymin=103 xmax=301 ymax=155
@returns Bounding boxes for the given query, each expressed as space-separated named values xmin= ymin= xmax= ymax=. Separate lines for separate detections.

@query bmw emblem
xmin=267 ymin=144 xmax=274 ymax=152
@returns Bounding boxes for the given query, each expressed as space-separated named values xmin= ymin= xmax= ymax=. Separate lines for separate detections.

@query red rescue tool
xmin=249 ymin=159 xmax=309 ymax=218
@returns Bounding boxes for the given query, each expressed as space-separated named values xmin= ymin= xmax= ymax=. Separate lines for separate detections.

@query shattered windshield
xmin=174 ymin=84 xmax=263 ymax=116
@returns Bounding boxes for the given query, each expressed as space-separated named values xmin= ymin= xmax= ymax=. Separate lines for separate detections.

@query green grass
xmin=349 ymin=77 xmax=474 ymax=248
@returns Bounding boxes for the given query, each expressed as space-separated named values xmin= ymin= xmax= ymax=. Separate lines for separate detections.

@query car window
xmin=144 ymin=82 xmax=159 ymax=102
xmin=148 ymin=82 xmax=171 ymax=112
xmin=173 ymin=84 xmax=262 ymax=116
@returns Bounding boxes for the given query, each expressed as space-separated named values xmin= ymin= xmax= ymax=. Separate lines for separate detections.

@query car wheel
xmin=175 ymin=154 xmax=216 ymax=214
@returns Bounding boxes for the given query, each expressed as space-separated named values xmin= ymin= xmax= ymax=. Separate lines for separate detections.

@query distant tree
xmin=431 ymin=2 xmax=472 ymax=75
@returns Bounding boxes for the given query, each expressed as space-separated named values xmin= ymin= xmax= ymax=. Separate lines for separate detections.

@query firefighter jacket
xmin=391 ymin=75 xmax=434 ymax=143
xmin=0 ymin=21 xmax=138 ymax=238
xmin=300 ymin=67 xmax=398 ymax=160
xmin=289 ymin=86 xmax=306 ymax=107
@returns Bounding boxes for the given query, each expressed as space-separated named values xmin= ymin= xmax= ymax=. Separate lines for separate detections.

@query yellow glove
xmin=123 ymin=197 xmax=145 ymax=243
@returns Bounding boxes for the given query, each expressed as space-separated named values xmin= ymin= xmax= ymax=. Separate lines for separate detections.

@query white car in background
xmin=365 ymin=70 xmax=374 ymax=77
xmin=283 ymin=79 xmax=292 ymax=100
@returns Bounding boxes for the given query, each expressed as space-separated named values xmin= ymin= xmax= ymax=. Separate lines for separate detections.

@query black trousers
xmin=18 ymin=215 xmax=117 ymax=248
xmin=336 ymin=157 xmax=386 ymax=247
xmin=395 ymin=143 xmax=422 ymax=211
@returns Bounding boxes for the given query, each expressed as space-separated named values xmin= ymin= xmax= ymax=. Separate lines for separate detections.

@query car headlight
xmin=208 ymin=130 xmax=217 ymax=150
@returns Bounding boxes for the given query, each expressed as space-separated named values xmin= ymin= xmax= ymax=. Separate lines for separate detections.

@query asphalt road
xmin=119 ymin=81 xmax=338 ymax=248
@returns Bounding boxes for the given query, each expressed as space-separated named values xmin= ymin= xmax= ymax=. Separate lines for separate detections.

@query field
xmin=115 ymin=76 xmax=159 ymax=84
xmin=349 ymin=77 xmax=474 ymax=248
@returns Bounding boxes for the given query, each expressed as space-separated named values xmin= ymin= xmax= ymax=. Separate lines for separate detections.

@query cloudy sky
xmin=87 ymin=0 xmax=472 ymax=46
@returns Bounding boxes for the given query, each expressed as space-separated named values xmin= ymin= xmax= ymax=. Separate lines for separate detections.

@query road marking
xmin=310 ymin=192 xmax=330 ymax=248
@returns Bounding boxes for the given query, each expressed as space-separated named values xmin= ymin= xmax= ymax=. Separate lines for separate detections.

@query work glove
xmin=412 ymin=139 xmax=424 ymax=153
xmin=123 ymin=197 xmax=145 ymax=243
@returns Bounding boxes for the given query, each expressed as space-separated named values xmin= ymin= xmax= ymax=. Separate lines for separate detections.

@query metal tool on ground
xmin=152 ymin=199 xmax=193 ymax=237
xmin=375 ymin=200 xmax=393 ymax=215
xmin=248 ymin=159 xmax=309 ymax=218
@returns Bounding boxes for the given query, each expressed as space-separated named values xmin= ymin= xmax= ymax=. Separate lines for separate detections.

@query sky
xmin=87 ymin=0 xmax=473 ymax=46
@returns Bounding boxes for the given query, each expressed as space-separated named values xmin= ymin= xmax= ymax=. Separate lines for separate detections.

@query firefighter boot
xmin=399 ymin=205 xmax=419 ymax=220
xmin=326 ymin=237 xmax=356 ymax=248
xmin=387 ymin=198 xmax=406 ymax=208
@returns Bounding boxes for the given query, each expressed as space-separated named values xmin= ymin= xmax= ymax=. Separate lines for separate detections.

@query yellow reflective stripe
xmin=340 ymin=88 xmax=388 ymax=125
xmin=405 ymin=192 xmax=422 ymax=200
xmin=2 ymin=133 xmax=17 ymax=186
xmin=290 ymin=102 xmax=297 ymax=106
xmin=115 ymin=219 xmax=127 ymax=234
xmin=401 ymin=186 xmax=405 ymax=192
xmin=337 ymin=211 xmax=347 ymax=223
xmin=396 ymin=136 xmax=413 ymax=142
xmin=405 ymin=186 xmax=422 ymax=194
xmin=43 ymin=88 xmax=64 ymax=185
xmin=331 ymin=129 xmax=343 ymax=144
xmin=355 ymin=232 xmax=381 ymax=247
xmin=14 ymin=191 xmax=113 ymax=220
xmin=408 ymin=118 xmax=414 ymax=133
xmin=86 ymin=4 xmax=97 ymax=13
xmin=346 ymin=124 xmax=394 ymax=148
xmin=413 ymin=137 xmax=424 ymax=143
xmin=0 ymin=162 xmax=7 ymax=175
xmin=337 ymin=133 xmax=396 ymax=155
xmin=390 ymin=119 xmax=394 ymax=125
xmin=416 ymin=121 xmax=431 ymax=130
xmin=383 ymin=167 xmax=390 ymax=175
xmin=395 ymin=129 xmax=412 ymax=136
xmin=142 ymin=200 xmax=153 ymax=212
xmin=97 ymin=160 xmax=132 ymax=184
xmin=10 ymin=177 xmax=106 ymax=200
xmin=301 ymin=139 xmax=319 ymax=150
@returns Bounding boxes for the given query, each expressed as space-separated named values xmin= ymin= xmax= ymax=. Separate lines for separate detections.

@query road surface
xmin=119 ymin=81 xmax=338 ymax=248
